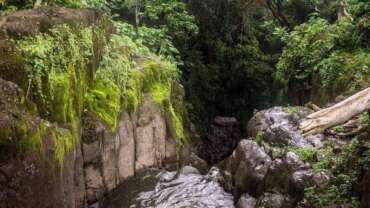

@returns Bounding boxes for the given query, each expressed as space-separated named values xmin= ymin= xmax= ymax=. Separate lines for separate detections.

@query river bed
xmin=103 ymin=167 xmax=234 ymax=208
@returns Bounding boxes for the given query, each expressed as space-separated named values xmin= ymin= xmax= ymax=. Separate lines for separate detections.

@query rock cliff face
xmin=0 ymin=79 xmax=178 ymax=208
xmin=81 ymin=97 xmax=177 ymax=205
xmin=0 ymin=7 xmax=181 ymax=208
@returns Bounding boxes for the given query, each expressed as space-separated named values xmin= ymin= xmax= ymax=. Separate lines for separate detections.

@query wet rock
xmin=117 ymin=112 xmax=135 ymax=181
xmin=165 ymin=136 xmax=177 ymax=163
xmin=85 ymin=165 xmax=105 ymax=204
xmin=256 ymin=192 xmax=294 ymax=208
xmin=88 ymin=202 xmax=100 ymax=208
xmin=291 ymin=170 xmax=313 ymax=192
xmin=187 ymin=152 xmax=209 ymax=174
xmin=198 ymin=117 xmax=242 ymax=164
xmin=312 ymin=170 xmax=330 ymax=188
xmin=262 ymin=152 xmax=312 ymax=203
xmin=247 ymin=107 xmax=323 ymax=148
xmin=82 ymin=96 xmax=176 ymax=205
xmin=104 ymin=167 xmax=235 ymax=208
xmin=223 ymin=139 xmax=272 ymax=197
xmin=180 ymin=166 xmax=200 ymax=175
xmin=214 ymin=116 xmax=239 ymax=126
xmin=219 ymin=170 xmax=234 ymax=193
xmin=236 ymin=193 xmax=257 ymax=208
xmin=284 ymin=152 xmax=307 ymax=171
xmin=135 ymin=97 xmax=167 ymax=170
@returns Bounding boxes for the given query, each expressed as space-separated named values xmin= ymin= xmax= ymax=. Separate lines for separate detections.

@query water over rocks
xmin=103 ymin=106 xmax=369 ymax=208
xmin=104 ymin=167 xmax=234 ymax=208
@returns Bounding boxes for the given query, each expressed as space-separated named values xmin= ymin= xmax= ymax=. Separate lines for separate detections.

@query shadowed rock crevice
xmin=198 ymin=116 xmax=242 ymax=165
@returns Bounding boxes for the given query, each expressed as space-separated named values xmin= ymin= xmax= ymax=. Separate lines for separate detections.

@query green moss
xmin=85 ymin=78 xmax=121 ymax=131
xmin=290 ymin=147 xmax=317 ymax=162
xmin=14 ymin=24 xmax=95 ymax=165
xmin=304 ymin=139 xmax=369 ymax=207
xmin=282 ymin=106 xmax=300 ymax=114
xmin=121 ymin=70 xmax=144 ymax=112
xmin=149 ymin=82 xmax=171 ymax=108
xmin=51 ymin=127 xmax=74 ymax=169
xmin=88 ymin=33 xmax=186 ymax=147
xmin=169 ymin=104 xmax=185 ymax=143
xmin=255 ymin=131 xmax=265 ymax=145
xmin=359 ymin=112 xmax=369 ymax=125
xmin=7 ymin=20 xmax=187 ymax=168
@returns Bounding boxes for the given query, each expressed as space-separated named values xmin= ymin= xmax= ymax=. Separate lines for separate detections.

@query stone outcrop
xmin=222 ymin=106 xmax=370 ymax=208
xmin=0 ymin=8 xmax=180 ymax=208
xmin=220 ymin=139 xmax=272 ymax=198
xmin=81 ymin=97 xmax=177 ymax=204
xmin=247 ymin=107 xmax=323 ymax=148
xmin=236 ymin=194 xmax=257 ymax=208
xmin=0 ymin=78 xmax=178 ymax=207
xmin=0 ymin=7 xmax=105 ymax=37
xmin=0 ymin=78 xmax=86 ymax=208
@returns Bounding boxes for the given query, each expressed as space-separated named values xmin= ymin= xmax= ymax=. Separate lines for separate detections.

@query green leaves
xmin=275 ymin=15 xmax=368 ymax=102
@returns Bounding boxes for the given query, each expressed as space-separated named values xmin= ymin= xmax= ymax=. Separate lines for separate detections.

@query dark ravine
xmin=101 ymin=106 xmax=370 ymax=208
xmin=1 ymin=6 xmax=370 ymax=208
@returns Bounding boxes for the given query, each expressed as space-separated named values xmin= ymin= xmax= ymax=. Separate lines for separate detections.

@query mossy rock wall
xmin=0 ymin=7 xmax=186 ymax=208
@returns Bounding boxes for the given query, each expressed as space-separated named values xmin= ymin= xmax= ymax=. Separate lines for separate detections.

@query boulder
xmin=311 ymin=170 xmax=330 ymax=188
xmin=180 ymin=166 xmax=200 ymax=175
xmin=256 ymin=192 xmax=295 ymax=208
xmin=187 ymin=152 xmax=209 ymax=174
xmin=222 ymin=139 xmax=272 ymax=197
xmin=263 ymin=152 xmax=311 ymax=202
xmin=247 ymin=107 xmax=323 ymax=148
xmin=214 ymin=116 xmax=239 ymax=126
xmin=0 ymin=7 xmax=105 ymax=38
xmin=236 ymin=193 xmax=257 ymax=208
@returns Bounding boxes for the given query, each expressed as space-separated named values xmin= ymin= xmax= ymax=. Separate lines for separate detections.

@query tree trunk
xmin=300 ymin=88 xmax=370 ymax=135
xmin=337 ymin=0 xmax=353 ymax=21
xmin=34 ymin=0 xmax=42 ymax=8
xmin=134 ymin=0 xmax=140 ymax=31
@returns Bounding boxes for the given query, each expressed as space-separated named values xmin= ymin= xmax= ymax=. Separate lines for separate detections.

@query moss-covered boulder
xmin=0 ymin=7 xmax=105 ymax=38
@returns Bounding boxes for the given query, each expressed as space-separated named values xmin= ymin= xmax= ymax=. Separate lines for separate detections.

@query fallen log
xmin=300 ymin=87 xmax=370 ymax=136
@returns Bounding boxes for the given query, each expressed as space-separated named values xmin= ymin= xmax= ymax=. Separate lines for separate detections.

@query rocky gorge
xmin=0 ymin=6 xmax=370 ymax=208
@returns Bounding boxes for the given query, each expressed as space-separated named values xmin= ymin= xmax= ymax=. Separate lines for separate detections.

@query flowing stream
xmin=103 ymin=167 xmax=234 ymax=208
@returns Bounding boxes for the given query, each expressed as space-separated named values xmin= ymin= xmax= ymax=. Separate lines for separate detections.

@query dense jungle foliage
xmin=2 ymin=0 xmax=369 ymax=126
xmin=1 ymin=1 xmax=370 ymax=205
